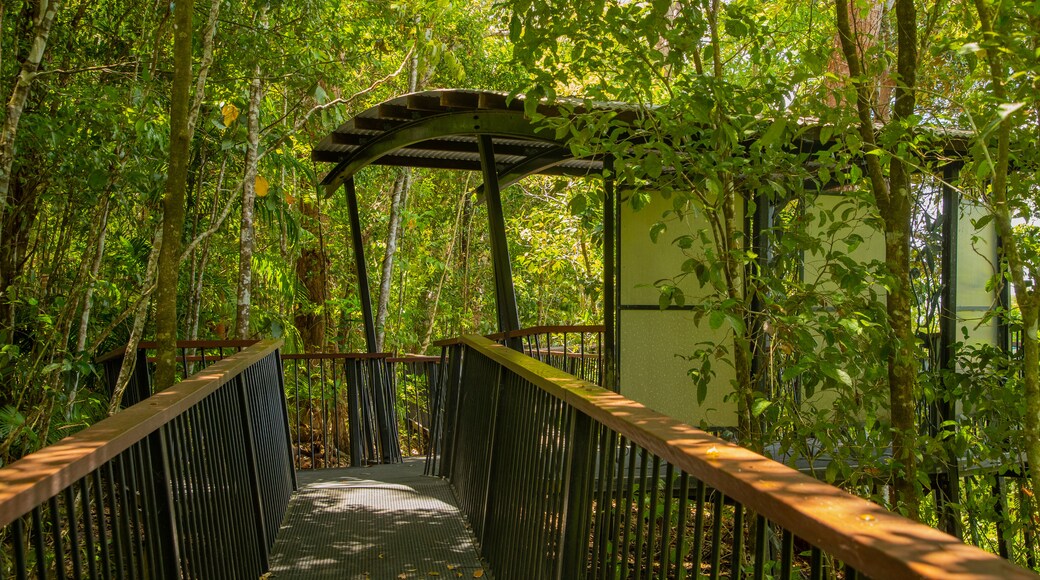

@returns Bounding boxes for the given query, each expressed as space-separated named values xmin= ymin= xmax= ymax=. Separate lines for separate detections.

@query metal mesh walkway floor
xmin=268 ymin=459 xmax=488 ymax=579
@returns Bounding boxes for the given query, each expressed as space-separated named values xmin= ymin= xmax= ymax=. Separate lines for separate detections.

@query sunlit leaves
xmin=222 ymin=103 xmax=241 ymax=126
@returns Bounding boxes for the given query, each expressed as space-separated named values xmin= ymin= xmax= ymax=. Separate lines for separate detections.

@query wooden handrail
xmin=95 ymin=339 xmax=260 ymax=364
xmin=0 ymin=339 xmax=282 ymax=528
xmin=460 ymin=334 xmax=1033 ymax=579
xmin=484 ymin=324 xmax=604 ymax=341
xmin=433 ymin=324 xmax=604 ymax=347
xmin=280 ymin=352 xmax=391 ymax=360
xmin=387 ymin=355 xmax=441 ymax=363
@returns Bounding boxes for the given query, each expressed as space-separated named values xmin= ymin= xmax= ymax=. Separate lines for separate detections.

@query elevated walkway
xmin=269 ymin=459 xmax=485 ymax=579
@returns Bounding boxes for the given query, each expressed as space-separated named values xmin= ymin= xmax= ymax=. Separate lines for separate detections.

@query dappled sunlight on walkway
xmin=269 ymin=459 xmax=487 ymax=579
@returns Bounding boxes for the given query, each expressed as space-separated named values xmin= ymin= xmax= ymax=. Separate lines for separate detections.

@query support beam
xmin=936 ymin=162 xmax=963 ymax=539
xmin=345 ymin=178 xmax=378 ymax=353
xmin=477 ymin=135 xmax=522 ymax=349
xmin=603 ymin=156 xmax=618 ymax=392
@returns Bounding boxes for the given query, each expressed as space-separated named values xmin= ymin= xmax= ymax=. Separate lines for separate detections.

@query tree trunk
xmin=153 ymin=0 xmax=195 ymax=391
xmin=186 ymin=155 xmax=227 ymax=341
xmin=109 ymin=228 xmax=162 ymax=414
xmin=295 ymin=200 xmax=328 ymax=351
xmin=234 ymin=62 xmax=264 ymax=339
xmin=835 ymin=0 xmax=921 ymax=518
xmin=375 ymin=170 xmax=411 ymax=350
xmin=67 ymin=191 xmax=111 ymax=414
xmin=419 ymin=185 xmax=468 ymax=352
xmin=971 ymin=0 xmax=1040 ymax=521
xmin=0 ymin=0 xmax=61 ymax=211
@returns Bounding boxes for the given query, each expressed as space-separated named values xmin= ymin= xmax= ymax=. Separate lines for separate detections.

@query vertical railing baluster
xmin=809 ymin=546 xmax=823 ymax=580
xmin=558 ymin=409 xmax=595 ymax=580
xmin=91 ymin=470 xmax=112 ymax=580
xmin=779 ymin=530 xmax=793 ymax=580
xmin=731 ymin=502 xmax=745 ymax=580
xmin=657 ymin=463 xmax=674 ymax=580
xmin=13 ymin=516 xmax=28 ymax=580
xmin=710 ymin=490 xmax=724 ymax=580
xmin=293 ymin=359 xmax=301 ymax=469
xmin=675 ymin=471 xmax=690 ymax=579
xmin=50 ymin=494 xmax=67 ymax=580
xmin=752 ymin=514 xmax=766 ymax=580
xmin=692 ymin=479 xmax=707 ymax=579
xmin=79 ymin=478 xmax=98 ymax=580
xmin=633 ymin=448 xmax=649 ymax=580
xmin=104 ymin=463 xmax=125 ymax=580
xmin=63 ymin=486 xmax=82 ymax=580
xmin=235 ymin=373 xmax=271 ymax=573
xmin=620 ymin=440 xmax=638 ymax=580
xmin=32 ymin=506 xmax=46 ymax=580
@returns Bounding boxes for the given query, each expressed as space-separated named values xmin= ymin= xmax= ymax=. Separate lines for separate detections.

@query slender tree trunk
xmin=186 ymin=0 xmax=221 ymax=137
xmin=0 ymin=0 xmax=61 ymax=211
xmin=153 ymin=0 xmax=195 ymax=391
xmin=835 ymin=0 xmax=920 ymax=518
xmin=235 ymin=63 xmax=263 ymax=339
xmin=419 ymin=186 xmax=468 ymax=352
xmin=375 ymin=171 xmax=411 ymax=350
xmin=972 ymin=0 xmax=1040 ymax=517
xmin=67 ymin=191 xmax=111 ymax=414
xmin=109 ymin=228 xmax=162 ymax=414
xmin=373 ymin=49 xmax=419 ymax=351
xmin=187 ymin=156 xmax=227 ymax=341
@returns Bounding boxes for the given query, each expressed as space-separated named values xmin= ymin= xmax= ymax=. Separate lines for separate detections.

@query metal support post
xmin=937 ymin=162 xmax=963 ymax=539
xmin=477 ymin=135 xmax=522 ymax=349
xmin=345 ymin=177 xmax=378 ymax=353
xmin=603 ymin=157 xmax=619 ymax=392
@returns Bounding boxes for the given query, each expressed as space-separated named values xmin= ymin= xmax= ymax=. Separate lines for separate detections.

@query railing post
xmin=443 ymin=344 xmax=465 ymax=479
xmin=273 ymin=351 xmax=298 ymax=491
xmin=147 ymin=427 xmax=182 ymax=579
xmin=345 ymin=359 xmax=365 ymax=467
xmin=479 ymin=363 xmax=505 ymax=546
xmin=558 ymin=409 xmax=595 ymax=579
xmin=235 ymin=373 xmax=271 ymax=572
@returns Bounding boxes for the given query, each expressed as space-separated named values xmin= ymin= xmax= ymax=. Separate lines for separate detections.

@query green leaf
xmin=709 ymin=310 xmax=725 ymax=329
xmin=313 ymin=84 xmax=329 ymax=105
xmin=972 ymin=213 xmax=994 ymax=231
xmin=569 ymin=194 xmax=587 ymax=215
xmin=643 ymin=152 xmax=663 ymax=178
xmin=756 ymin=118 xmax=787 ymax=149
xmin=632 ymin=191 xmax=650 ymax=211
xmin=751 ymin=398 xmax=772 ymax=417
xmin=705 ymin=177 xmax=722 ymax=198
xmin=650 ymin=222 xmax=667 ymax=243
xmin=997 ymin=102 xmax=1025 ymax=120
xmin=672 ymin=287 xmax=686 ymax=307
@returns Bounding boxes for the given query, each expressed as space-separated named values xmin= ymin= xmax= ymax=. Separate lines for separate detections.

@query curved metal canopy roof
xmin=312 ymin=88 xmax=976 ymax=196
xmin=311 ymin=89 xmax=643 ymax=194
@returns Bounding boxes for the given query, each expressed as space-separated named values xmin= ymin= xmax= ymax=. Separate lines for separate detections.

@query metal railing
xmin=486 ymin=325 xmax=604 ymax=385
xmin=96 ymin=339 xmax=260 ymax=407
xmin=440 ymin=335 xmax=1033 ymax=579
xmin=281 ymin=353 xmax=402 ymax=469
xmin=389 ymin=355 xmax=439 ymax=458
xmin=0 ymin=340 xmax=295 ymax=579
